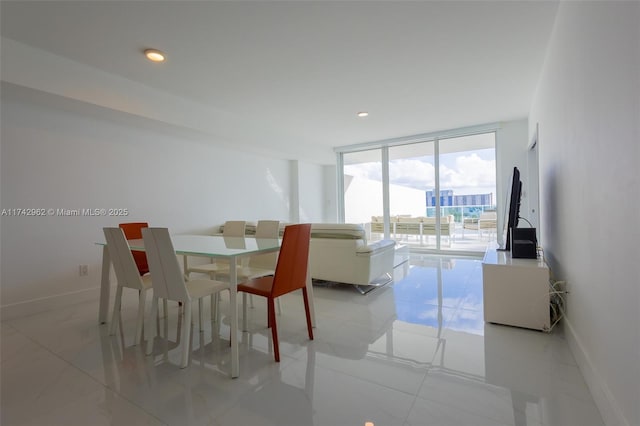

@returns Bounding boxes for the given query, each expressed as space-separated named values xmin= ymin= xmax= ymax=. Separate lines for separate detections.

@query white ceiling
xmin=0 ymin=1 xmax=559 ymax=164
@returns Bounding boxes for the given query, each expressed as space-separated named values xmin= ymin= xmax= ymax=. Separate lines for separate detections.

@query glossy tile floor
xmin=1 ymin=255 xmax=604 ymax=426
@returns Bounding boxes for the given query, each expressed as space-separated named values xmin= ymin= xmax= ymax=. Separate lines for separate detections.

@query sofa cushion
xmin=310 ymin=223 xmax=365 ymax=239
xmin=219 ymin=222 xmax=367 ymax=239
xmin=422 ymin=215 xmax=453 ymax=224
xmin=397 ymin=216 xmax=422 ymax=223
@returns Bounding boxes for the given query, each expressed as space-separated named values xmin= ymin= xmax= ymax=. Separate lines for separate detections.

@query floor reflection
xmin=387 ymin=256 xmax=603 ymax=426
xmin=393 ymin=256 xmax=484 ymax=335
xmin=0 ymin=254 xmax=604 ymax=426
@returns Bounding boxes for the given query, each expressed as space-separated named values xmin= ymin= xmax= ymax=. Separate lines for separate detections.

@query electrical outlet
xmin=79 ymin=264 xmax=89 ymax=276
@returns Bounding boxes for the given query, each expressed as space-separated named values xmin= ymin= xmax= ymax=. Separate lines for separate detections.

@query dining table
xmin=97 ymin=233 xmax=316 ymax=378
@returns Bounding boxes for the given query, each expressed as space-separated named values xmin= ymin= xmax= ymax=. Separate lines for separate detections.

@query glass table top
xmin=99 ymin=234 xmax=281 ymax=258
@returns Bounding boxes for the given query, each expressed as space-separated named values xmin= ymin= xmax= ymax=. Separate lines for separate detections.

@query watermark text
xmin=1 ymin=208 xmax=130 ymax=217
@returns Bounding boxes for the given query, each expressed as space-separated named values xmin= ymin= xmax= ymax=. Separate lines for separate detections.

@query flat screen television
xmin=500 ymin=166 xmax=522 ymax=252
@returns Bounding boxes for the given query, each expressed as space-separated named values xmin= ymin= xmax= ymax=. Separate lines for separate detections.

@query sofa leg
xmin=354 ymin=272 xmax=393 ymax=295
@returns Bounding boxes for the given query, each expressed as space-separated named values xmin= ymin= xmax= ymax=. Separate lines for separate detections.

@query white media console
xmin=482 ymin=247 xmax=551 ymax=331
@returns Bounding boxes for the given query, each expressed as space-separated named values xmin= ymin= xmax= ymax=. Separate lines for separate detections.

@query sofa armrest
xmin=356 ymin=239 xmax=395 ymax=254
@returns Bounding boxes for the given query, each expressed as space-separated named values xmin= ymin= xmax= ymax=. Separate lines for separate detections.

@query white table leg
xmin=99 ymin=245 xmax=111 ymax=324
xmin=229 ymin=257 xmax=239 ymax=378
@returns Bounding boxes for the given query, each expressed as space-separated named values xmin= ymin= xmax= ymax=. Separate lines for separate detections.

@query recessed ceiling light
xmin=144 ymin=49 xmax=166 ymax=63
xmin=357 ymin=112 xmax=369 ymax=118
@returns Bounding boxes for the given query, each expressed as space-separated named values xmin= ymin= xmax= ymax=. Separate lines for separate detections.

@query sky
xmin=345 ymin=148 xmax=496 ymax=197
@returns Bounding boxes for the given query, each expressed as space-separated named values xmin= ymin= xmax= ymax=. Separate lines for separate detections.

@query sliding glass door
xmin=388 ymin=142 xmax=438 ymax=248
xmin=339 ymin=129 xmax=496 ymax=254
xmin=437 ymin=133 xmax=496 ymax=252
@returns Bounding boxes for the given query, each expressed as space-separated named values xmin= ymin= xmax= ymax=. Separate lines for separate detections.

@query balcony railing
xmin=368 ymin=209 xmax=498 ymax=252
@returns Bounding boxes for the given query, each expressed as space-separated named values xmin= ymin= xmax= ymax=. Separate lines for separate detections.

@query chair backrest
xmin=250 ymin=220 xmax=280 ymax=269
xmin=142 ymin=228 xmax=190 ymax=302
xmin=223 ymin=221 xmax=246 ymax=237
xmin=223 ymin=235 xmax=246 ymax=249
xmin=271 ymin=224 xmax=312 ymax=298
xmin=119 ymin=222 xmax=149 ymax=275
xmin=255 ymin=220 xmax=280 ymax=238
xmin=103 ymin=227 xmax=145 ymax=290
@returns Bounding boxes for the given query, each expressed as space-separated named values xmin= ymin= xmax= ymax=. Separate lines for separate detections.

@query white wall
xmin=529 ymin=2 xmax=639 ymax=425
xmin=1 ymin=83 xmax=330 ymax=318
xmin=322 ymin=164 xmax=338 ymax=223
xmin=298 ymin=161 xmax=326 ymax=223
xmin=344 ymin=176 xmax=428 ymax=224
xmin=495 ymin=119 xmax=530 ymax=247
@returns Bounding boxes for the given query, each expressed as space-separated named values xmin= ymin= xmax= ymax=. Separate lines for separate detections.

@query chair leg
xmin=248 ymin=294 xmax=281 ymax=314
xmin=210 ymin=293 xmax=217 ymax=323
xmin=109 ymin=286 xmax=124 ymax=336
xmin=302 ymin=288 xmax=314 ymax=340
xmin=242 ymin=292 xmax=248 ymax=331
xmin=180 ymin=301 xmax=192 ymax=368
xmin=198 ymin=298 xmax=204 ymax=333
xmin=146 ymin=297 xmax=159 ymax=355
xmin=135 ymin=288 xmax=146 ymax=345
xmin=207 ymin=271 xmax=217 ymax=322
xmin=268 ymin=297 xmax=280 ymax=362
xmin=216 ymin=293 xmax=223 ymax=325
xmin=211 ymin=293 xmax=220 ymax=322
xmin=267 ymin=298 xmax=274 ymax=328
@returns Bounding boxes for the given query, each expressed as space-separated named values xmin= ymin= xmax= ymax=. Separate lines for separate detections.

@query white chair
xmin=186 ymin=220 xmax=246 ymax=278
xmin=216 ymin=220 xmax=282 ymax=311
xmin=218 ymin=220 xmax=280 ymax=279
xmin=103 ymin=227 xmax=153 ymax=345
xmin=143 ymin=227 xmax=230 ymax=368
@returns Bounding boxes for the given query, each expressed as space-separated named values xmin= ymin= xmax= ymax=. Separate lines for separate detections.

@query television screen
xmin=501 ymin=166 xmax=522 ymax=251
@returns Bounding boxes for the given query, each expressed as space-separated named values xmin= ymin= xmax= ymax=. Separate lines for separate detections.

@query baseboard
xmin=563 ymin=316 xmax=629 ymax=426
xmin=0 ymin=286 xmax=102 ymax=322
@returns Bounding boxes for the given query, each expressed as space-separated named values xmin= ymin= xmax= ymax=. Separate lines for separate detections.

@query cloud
xmin=440 ymin=153 xmax=496 ymax=190
xmin=389 ymin=159 xmax=435 ymax=189
xmin=345 ymin=162 xmax=382 ymax=180
xmin=345 ymin=152 xmax=496 ymax=195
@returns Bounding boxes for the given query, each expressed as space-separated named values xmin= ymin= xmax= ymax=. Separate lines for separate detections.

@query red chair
xmin=237 ymin=223 xmax=313 ymax=362
xmin=119 ymin=222 xmax=150 ymax=276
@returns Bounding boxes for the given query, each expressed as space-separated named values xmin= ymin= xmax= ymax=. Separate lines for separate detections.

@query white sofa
xmin=216 ymin=222 xmax=396 ymax=293
xmin=308 ymin=223 xmax=396 ymax=292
